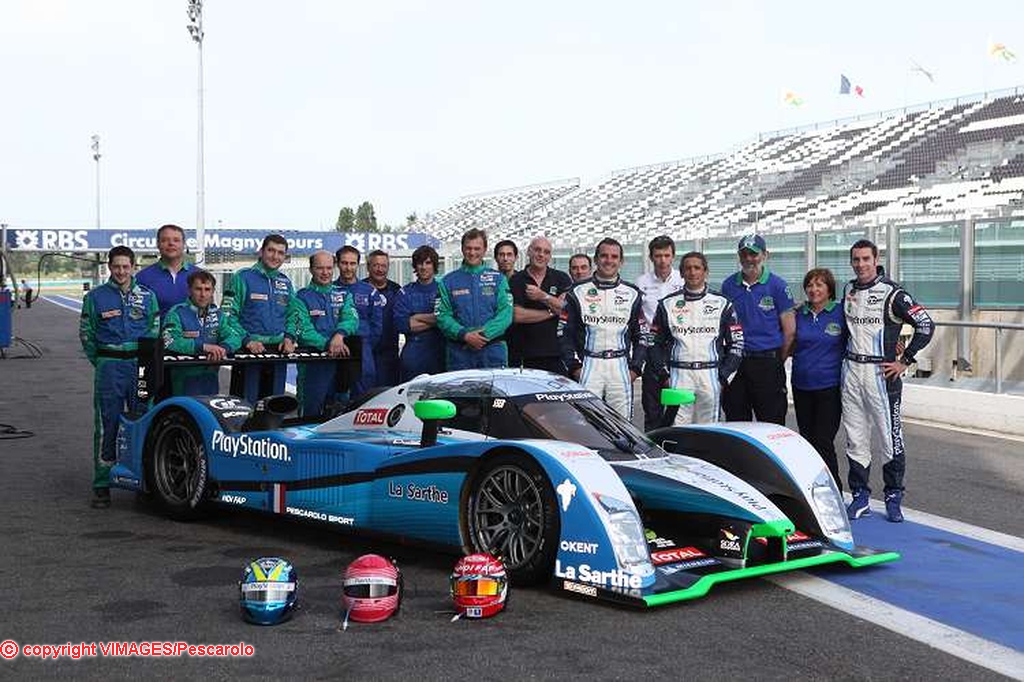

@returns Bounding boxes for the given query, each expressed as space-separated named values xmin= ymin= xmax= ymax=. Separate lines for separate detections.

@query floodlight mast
xmin=91 ymin=135 xmax=101 ymax=229
xmin=187 ymin=0 xmax=206 ymax=266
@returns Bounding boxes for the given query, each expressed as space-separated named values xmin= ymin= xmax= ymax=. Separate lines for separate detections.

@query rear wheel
xmin=465 ymin=454 xmax=559 ymax=585
xmin=145 ymin=410 xmax=209 ymax=521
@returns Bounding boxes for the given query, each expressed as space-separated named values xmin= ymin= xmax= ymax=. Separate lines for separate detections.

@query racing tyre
xmin=146 ymin=410 xmax=209 ymax=521
xmin=465 ymin=454 xmax=559 ymax=586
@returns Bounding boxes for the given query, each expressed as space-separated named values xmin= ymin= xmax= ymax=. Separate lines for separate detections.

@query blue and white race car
xmin=111 ymin=367 xmax=897 ymax=607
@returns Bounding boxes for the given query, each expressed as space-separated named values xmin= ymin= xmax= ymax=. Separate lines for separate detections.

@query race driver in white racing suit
xmin=559 ymin=238 xmax=647 ymax=421
xmin=649 ymin=251 xmax=744 ymax=425
xmin=842 ymin=239 xmax=933 ymax=523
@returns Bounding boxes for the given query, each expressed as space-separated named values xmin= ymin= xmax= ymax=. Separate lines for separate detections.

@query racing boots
xmin=884 ymin=490 xmax=904 ymax=523
xmin=846 ymin=488 xmax=871 ymax=520
xmin=91 ymin=487 xmax=111 ymax=509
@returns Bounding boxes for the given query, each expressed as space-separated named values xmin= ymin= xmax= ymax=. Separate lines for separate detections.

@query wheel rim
xmin=153 ymin=422 xmax=203 ymax=505
xmin=470 ymin=465 xmax=545 ymax=569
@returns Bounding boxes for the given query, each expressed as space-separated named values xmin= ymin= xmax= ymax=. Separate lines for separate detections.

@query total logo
xmin=650 ymin=546 xmax=707 ymax=566
xmin=354 ymin=408 xmax=388 ymax=426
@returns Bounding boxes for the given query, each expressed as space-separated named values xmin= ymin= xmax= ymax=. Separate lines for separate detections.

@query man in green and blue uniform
xmin=288 ymin=250 xmax=360 ymax=416
xmin=79 ymin=246 xmax=159 ymax=508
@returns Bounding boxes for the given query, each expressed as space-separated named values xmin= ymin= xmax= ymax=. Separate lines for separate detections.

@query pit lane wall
xmin=902 ymin=384 xmax=1024 ymax=437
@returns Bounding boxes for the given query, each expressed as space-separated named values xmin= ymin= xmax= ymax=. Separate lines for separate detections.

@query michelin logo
xmin=211 ymin=430 xmax=291 ymax=462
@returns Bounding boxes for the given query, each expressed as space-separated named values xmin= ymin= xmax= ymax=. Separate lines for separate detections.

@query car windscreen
xmin=516 ymin=398 xmax=658 ymax=461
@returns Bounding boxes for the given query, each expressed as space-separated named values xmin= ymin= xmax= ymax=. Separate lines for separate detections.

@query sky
xmin=2 ymin=0 xmax=1023 ymax=231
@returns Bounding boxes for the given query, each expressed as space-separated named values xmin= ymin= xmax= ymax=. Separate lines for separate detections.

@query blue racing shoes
xmin=847 ymin=488 xmax=871 ymax=520
xmin=884 ymin=490 xmax=904 ymax=523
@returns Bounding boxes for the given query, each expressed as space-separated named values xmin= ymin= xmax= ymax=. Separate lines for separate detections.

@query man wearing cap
xmin=720 ymin=234 xmax=796 ymax=425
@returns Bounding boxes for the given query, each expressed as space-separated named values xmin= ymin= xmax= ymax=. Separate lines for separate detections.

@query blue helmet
xmin=239 ymin=557 xmax=298 ymax=625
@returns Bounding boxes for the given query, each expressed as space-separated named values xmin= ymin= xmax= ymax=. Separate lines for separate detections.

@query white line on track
xmin=767 ymin=572 xmax=1024 ymax=680
xmin=869 ymin=499 xmax=1024 ymax=553
xmin=40 ymin=295 xmax=83 ymax=313
xmin=903 ymin=416 xmax=1024 ymax=445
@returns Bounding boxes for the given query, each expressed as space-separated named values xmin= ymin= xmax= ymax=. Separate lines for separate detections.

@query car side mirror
xmin=660 ymin=388 xmax=696 ymax=407
xmin=413 ymin=400 xmax=456 ymax=447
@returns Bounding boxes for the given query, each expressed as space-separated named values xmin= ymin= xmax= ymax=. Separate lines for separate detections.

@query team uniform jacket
xmin=435 ymin=263 xmax=513 ymax=370
xmin=221 ymin=261 xmax=296 ymax=346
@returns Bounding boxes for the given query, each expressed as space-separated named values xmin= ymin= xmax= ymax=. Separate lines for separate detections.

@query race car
xmin=110 ymin=365 xmax=898 ymax=608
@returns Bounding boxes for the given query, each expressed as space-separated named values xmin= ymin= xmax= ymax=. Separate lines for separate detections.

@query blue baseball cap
xmin=737 ymin=234 xmax=767 ymax=254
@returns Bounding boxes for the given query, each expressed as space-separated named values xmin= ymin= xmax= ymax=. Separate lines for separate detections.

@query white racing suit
xmin=559 ymin=276 xmax=646 ymax=420
xmin=650 ymin=287 xmax=744 ymax=425
xmin=841 ymin=272 xmax=933 ymax=494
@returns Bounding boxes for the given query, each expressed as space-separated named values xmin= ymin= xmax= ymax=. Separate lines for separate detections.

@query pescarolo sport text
xmin=211 ymin=430 xmax=291 ymax=462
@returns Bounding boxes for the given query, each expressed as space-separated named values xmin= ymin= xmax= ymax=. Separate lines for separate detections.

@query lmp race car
xmin=111 ymin=357 xmax=898 ymax=608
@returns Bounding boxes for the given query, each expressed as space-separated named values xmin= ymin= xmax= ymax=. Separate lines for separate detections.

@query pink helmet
xmin=342 ymin=554 xmax=402 ymax=623
xmin=450 ymin=553 xmax=508 ymax=619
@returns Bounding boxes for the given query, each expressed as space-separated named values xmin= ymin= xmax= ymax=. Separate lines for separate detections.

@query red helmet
xmin=450 ymin=553 xmax=508 ymax=619
xmin=342 ymin=554 xmax=402 ymax=623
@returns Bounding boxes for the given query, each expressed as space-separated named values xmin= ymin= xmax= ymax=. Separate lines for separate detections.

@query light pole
xmin=91 ymin=135 xmax=101 ymax=228
xmin=187 ymin=0 xmax=206 ymax=266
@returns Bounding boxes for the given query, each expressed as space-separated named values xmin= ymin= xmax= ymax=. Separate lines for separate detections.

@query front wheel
xmin=145 ymin=410 xmax=209 ymax=521
xmin=465 ymin=454 xmax=559 ymax=585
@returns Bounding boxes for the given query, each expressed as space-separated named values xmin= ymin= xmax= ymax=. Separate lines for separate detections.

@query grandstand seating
xmin=412 ymin=89 xmax=1024 ymax=246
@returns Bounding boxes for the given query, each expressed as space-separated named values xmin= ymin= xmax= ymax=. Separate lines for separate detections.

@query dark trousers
xmin=722 ymin=355 xmax=787 ymax=425
xmin=510 ymin=356 xmax=565 ymax=375
xmin=641 ymin=364 xmax=664 ymax=431
xmin=793 ymin=385 xmax=843 ymax=492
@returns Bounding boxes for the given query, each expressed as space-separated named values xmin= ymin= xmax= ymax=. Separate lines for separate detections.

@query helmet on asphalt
xmin=239 ymin=557 xmax=298 ymax=625
xmin=342 ymin=554 xmax=402 ymax=623
xmin=450 ymin=553 xmax=508 ymax=619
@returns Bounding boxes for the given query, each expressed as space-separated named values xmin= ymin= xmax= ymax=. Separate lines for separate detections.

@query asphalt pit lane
xmin=171 ymin=564 xmax=240 ymax=587
xmin=81 ymin=530 xmax=135 ymax=540
xmin=96 ymin=599 xmax=167 ymax=623
xmin=220 ymin=546 xmax=292 ymax=559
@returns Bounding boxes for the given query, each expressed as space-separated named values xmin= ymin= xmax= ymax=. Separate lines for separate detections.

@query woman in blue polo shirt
xmin=790 ymin=268 xmax=846 ymax=492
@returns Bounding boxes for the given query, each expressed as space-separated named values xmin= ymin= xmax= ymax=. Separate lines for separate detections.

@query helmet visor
xmin=343 ymin=579 xmax=398 ymax=599
xmin=451 ymin=577 xmax=504 ymax=597
xmin=241 ymin=581 xmax=296 ymax=603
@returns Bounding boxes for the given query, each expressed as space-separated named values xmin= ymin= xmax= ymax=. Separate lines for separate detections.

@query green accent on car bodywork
xmin=413 ymin=400 xmax=456 ymax=421
xmin=643 ymin=551 xmax=901 ymax=607
xmin=750 ymin=519 xmax=795 ymax=538
xmin=660 ymin=388 xmax=696 ymax=407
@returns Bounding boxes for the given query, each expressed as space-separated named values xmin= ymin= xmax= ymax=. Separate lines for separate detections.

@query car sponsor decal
xmin=554 ymin=561 xmax=644 ymax=589
xmin=285 ymin=507 xmax=355 ymax=525
xmin=555 ymin=479 xmax=577 ymax=511
xmin=534 ymin=391 xmax=592 ymax=402
xmin=562 ymin=580 xmax=598 ymax=597
xmin=719 ymin=528 xmax=744 ymax=557
xmin=386 ymin=405 xmax=405 ymax=427
xmin=560 ymin=540 xmax=599 ymax=555
xmin=387 ymin=480 xmax=450 ymax=504
xmin=211 ymin=430 xmax=291 ymax=462
xmin=657 ymin=557 xmax=720 ymax=574
xmin=354 ymin=407 xmax=389 ymax=426
xmin=645 ymin=529 xmax=676 ymax=549
xmin=650 ymin=546 xmax=707 ymax=566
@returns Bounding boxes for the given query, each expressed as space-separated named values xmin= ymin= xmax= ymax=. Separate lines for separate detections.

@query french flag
xmin=271 ymin=483 xmax=287 ymax=513
xmin=840 ymin=74 xmax=864 ymax=97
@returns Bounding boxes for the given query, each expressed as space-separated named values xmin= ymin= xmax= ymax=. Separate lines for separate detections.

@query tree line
xmin=335 ymin=201 xmax=418 ymax=233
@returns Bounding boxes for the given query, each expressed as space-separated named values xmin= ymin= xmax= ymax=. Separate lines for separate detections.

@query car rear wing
xmin=135 ymin=336 xmax=363 ymax=403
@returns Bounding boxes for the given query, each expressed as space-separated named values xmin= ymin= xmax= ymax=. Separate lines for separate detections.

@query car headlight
xmin=810 ymin=471 xmax=853 ymax=548
xmin=594 ymin=494 xmax=652 ymax=572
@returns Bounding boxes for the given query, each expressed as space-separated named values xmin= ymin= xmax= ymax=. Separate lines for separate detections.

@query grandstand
xmin=413 ymin=87 xmax=1024 ymax=246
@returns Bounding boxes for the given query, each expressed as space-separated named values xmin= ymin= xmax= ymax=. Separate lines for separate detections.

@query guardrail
xmin=931 ymin=320 xmax=1024 ymax=394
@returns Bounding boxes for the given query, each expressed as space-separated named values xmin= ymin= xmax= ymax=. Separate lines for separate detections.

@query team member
xmin=790 ymin=268 xmax=845 ymax=492
xmin=650 ymin=252 xmax=743 ymax=425
xmin=221 ymin=234 xmax=296 ymax=403
xmin=493 ymin=239 xmax=518 ymax=279
xmin=393 ymin=245 xmax=445 ymax=380
xmin=636 ymin=236 xmax=686 ymax=430
xmin=436 ymin=228 xmax=513 ymax=370
xmin=334 ymin=245 xmax=382 ymax=395
xmin=79 ymin=246 xmax=159 ymax=509
xmin=364 ymin=249 xmax=401 ymax=386
xmin=720 ymin=234 xmax=796 ymax=424
xmin=288 ymin=251 xmax=360 ymax=416
xmin=508 ymin=236 xmax=571 ymax=373
xmin=137 ymin=224 xmax=199 ymax=319
xmin=568 ymin=253 xmax=592 ymax=282
xmin=559 ymin=238 xmax=646 ymax=420
xmin=19 ymin=279 xmax=33 ymax=309
xmin=843 ymin=240 xmax=933 ymax=523
xmin=162 ymin=270 xmax=243 ymax=396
